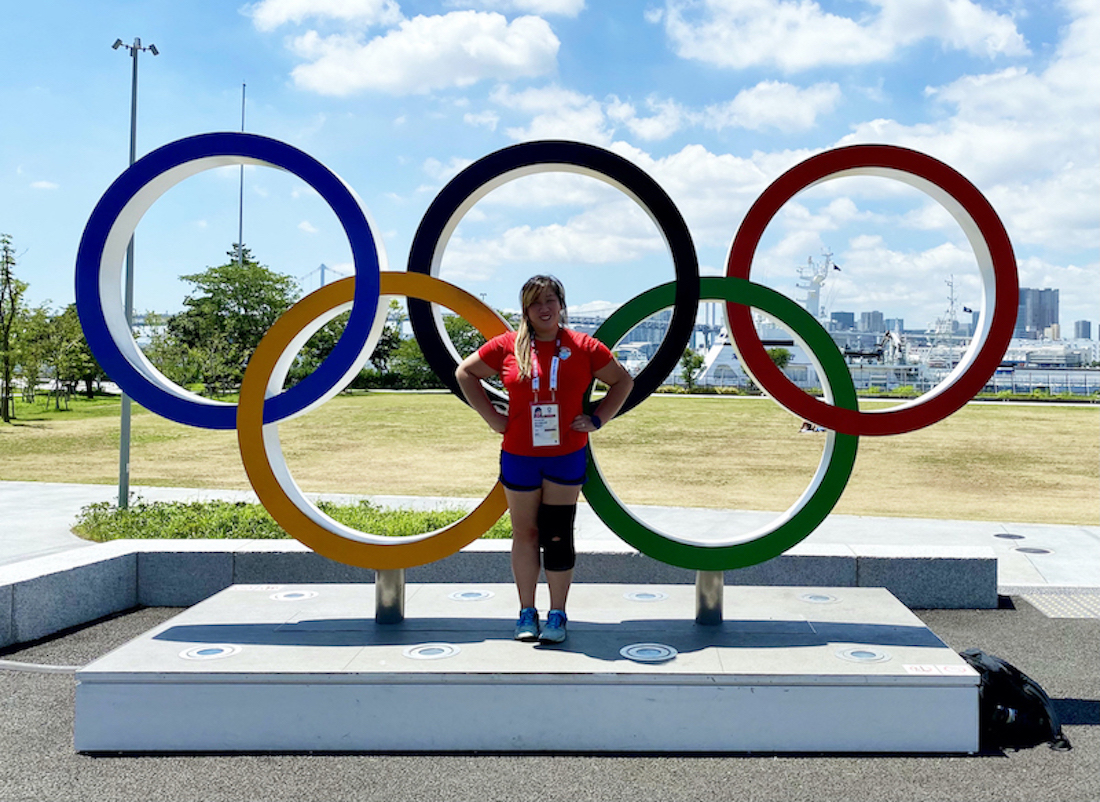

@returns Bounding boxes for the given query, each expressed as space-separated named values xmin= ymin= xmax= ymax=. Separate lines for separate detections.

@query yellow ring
xmin=237 ymin=272 xmax=510 ymax=569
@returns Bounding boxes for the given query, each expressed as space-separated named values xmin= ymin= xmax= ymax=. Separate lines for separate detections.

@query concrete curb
xmin=0 ymin=538 xmax=998 ymax=649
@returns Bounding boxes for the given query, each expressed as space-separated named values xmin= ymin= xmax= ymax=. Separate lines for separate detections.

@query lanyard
xmin=530 ymin=336 xmax=561 ymax=400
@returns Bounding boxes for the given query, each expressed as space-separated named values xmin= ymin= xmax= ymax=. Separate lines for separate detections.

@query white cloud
xmin=568 ymin=299 xmax=621 ymax=317
xmin=492 ymin=84 xmax=611 ymax=143
xmin=422 ymin=155 xmax=475 ymax=183
xmin=833 ymin=3 xmax=1100 ymax=258
xmin=606 ymin=95 xmax=688 ymax=141
xmin=444 ymin=0 xmax=585 ymax=17
xmin=610 ymin=142 xmax=818 ymax=250
xmin=464 ymin=110 xmax=501 ymax=130
xmin=441 ymin=201 xmax=665 ymax=276
xmin=246 ymin=0 xmax=402 ymax=31
xmin=416 ymin=2 xmax=1094 ymax=330
xmin=747 ymin=234 xmax=986 ymax=327
xmin=874 ymin=0 xmax=1030 ymax=59
xmin=289 ymin=11 xmax=559 ymax=96
xmin=298 ymin=220 xmax=319 ymax=234
xmin=703 ymin=81 xmax=841 ymax=133
xmin=30 ymin=180 xmax=58 ymax=190
xmin=482 ymin=80 xmax=839 ymax=146
xmin=660 ymin=0 xmax=1028 ymax=72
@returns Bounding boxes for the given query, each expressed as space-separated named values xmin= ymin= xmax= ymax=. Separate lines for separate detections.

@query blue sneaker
xmin=514 ymin=607 xmax=539 ymax=641
xmin=539 ymin=609 xmax=567 ymax=644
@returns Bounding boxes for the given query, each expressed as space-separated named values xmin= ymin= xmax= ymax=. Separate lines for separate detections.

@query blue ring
xmin=74 ymin=132 xmax=382 ymax=429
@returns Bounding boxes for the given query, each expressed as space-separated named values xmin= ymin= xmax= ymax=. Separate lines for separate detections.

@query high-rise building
xmin=1015 ymin=288 xmax=1058 ymax=339
xmin=830 ymin=311 xmax=855 ymax=331
xmin=884 ymin=317 xmax=905 ymax=333
xmin=860 ymin=311 xmax=885 ymax=332
xmin=1074 ymin=320 xmax=1092 ymax=340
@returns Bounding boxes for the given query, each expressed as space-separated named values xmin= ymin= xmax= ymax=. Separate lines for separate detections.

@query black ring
xmin=406 ymin=140 xmax=699 ymax=416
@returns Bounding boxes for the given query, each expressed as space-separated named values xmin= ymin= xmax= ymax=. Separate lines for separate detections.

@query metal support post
xmin=375 ymin=568 xmax=406 ymax=624
xmin=695 ymin=570 xmax=724 ymax=625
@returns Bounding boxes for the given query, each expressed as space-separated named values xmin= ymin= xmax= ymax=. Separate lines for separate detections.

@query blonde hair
xmin=515 ymin=275 xmax=568 ymax=380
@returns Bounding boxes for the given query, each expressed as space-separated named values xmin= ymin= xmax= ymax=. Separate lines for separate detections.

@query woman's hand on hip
xmin=571 ymin=414 xmax=598 ymax=433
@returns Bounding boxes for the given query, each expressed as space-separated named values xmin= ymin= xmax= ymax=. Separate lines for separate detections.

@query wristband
xmin=590 ymin=414 xmax=602 ymax=430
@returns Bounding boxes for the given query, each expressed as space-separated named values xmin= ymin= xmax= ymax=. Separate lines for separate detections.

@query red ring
xmin=725 ymin=144 xmax=1017 ymax=436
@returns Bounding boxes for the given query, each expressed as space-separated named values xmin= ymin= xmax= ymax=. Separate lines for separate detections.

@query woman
xmin=456 ymin=275 xmax=633 ymax=644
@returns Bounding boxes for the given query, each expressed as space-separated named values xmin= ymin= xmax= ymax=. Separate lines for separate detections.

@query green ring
xmin=584 ymin=276 xmax=859 ymax=570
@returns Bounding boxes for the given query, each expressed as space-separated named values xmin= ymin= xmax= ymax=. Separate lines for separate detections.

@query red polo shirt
xmin=478 ymin=328 xmax=613 ymax=457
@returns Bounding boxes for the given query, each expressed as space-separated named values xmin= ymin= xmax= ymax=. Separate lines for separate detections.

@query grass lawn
xmin=1 ymin=391 xmax=1097 ymax=525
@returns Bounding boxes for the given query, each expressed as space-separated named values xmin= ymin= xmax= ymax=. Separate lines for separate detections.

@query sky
xmin=2 ymin=0 xmax=1097 ymax=339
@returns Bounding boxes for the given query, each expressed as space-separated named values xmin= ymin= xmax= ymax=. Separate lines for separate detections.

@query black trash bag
xmin=960 ymin=648 xmax=1072 ymax=752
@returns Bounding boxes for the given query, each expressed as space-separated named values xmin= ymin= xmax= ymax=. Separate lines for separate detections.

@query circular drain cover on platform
xmin=1015 ymin=547 xmax=1052 ymax=555
xmin=620 ymin=643 xmax=677 ymax=663
xmin=179 ymin=644 xmax=242 ymax=661
xmin=448 ymin=589 xmax=495 ymax=602
xmin=836 ymin=647 xmax=890 ymax=663
xmin=799 ymin=593 xmax=839 ymax=604
xmin=994 ymin=533 xmax=1025 ymax=540
xmin=271 ymin=590 xmax=319 ymax=601
xmin=624 ymin=591 xmax=669 ymax=602
xmin=403 ymin=643 xmax=461 ymax=660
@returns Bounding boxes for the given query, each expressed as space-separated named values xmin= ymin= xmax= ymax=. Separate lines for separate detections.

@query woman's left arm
xmin=571 ymin=358 xmax=634 ymax=433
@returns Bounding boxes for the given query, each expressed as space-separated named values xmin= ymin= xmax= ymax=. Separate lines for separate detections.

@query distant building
xmin=884 ymin=317 xmax=904 ymax=334
xmin=569 ymin=316 xmax=603 ymax=336
xmin=1015 ymin=288 xmax=1058 ymax=339
xmin=831 ymin=311 xmax=855 ymax=331
xmin=623 ymin=309 xmax=671 ymax=344
xmin=859 ymin=311 xmax=884 ymax=333
xmin=1074 ymin=320 xmax=1092 ymax=340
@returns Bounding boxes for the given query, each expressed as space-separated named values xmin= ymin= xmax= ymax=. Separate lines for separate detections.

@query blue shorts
xmin=499 ymin=448 xmax=588 ymax=492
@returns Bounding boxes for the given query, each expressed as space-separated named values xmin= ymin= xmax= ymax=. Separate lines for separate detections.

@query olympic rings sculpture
xmin=75 ymin=132 xmax=1017 ymax=572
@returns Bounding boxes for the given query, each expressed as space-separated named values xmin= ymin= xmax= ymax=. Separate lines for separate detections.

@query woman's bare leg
xmin=504 ymin=486 xmax=542 ymax=609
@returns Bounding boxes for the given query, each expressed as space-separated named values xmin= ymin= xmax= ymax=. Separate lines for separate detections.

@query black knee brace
xmin=537 ymin=503 xmax=577 ymax=572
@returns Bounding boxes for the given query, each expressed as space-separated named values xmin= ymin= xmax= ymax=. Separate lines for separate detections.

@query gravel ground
xmin=0 ymin=599 xmax=1096 ymax=802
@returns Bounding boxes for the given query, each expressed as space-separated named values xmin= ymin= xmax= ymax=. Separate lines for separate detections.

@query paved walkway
xmin=1 ymin=480 xmax=1097 ymax=590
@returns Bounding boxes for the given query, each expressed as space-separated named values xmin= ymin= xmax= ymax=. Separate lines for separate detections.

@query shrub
xmin=75 ymin=498 xmax=512 ymax=541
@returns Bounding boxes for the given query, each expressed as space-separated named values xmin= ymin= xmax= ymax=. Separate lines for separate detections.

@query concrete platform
xmin=75 ymin=583 xmax=980 ymax=754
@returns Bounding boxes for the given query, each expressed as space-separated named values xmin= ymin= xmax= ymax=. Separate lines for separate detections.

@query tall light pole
xmin=112 ymin=37 xmax=158 ymax=509
xmin=237 ymin=82 xmax=246 ymax=268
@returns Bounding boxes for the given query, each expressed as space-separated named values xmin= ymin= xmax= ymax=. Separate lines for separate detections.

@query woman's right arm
xmin=456 ymin=353 xmax=509 ymax=434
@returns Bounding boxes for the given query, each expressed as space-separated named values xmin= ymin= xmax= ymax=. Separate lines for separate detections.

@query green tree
xmin=368 ymin=300 xmax=404 ymax=373
xmin=680 ymin=347 xmax=705 ymax=391
xmin=12 ymin=304 xmax=50 ymax=404
xmin=0 ymin=234 xmax=25 ymax=421
xmin=32 ymin=304 xmax=106 ymax=409
xmin=444 ymin=313 xmax=487 ymax=359
xmin=52 ymin=305 xmax=105 ymax=399
xmin=142 ymin=311 xmax=203 ymax=388
xmin=164 ymin=246 xmax=299 ymax=396
xmin=767 ymin=347 xmax=792 ymax=370
xmin=389 ymin=337 xmax=445 ymax=389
